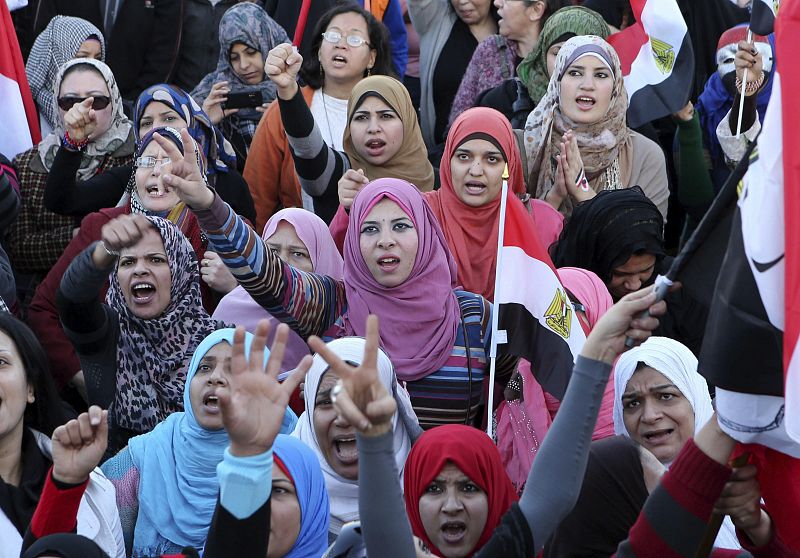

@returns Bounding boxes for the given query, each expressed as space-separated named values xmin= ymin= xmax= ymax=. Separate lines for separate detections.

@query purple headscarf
xmin=213 ymin=208 xmax=343 ymax=371
xmin=343 ymin=178 xmax=461 ymax=382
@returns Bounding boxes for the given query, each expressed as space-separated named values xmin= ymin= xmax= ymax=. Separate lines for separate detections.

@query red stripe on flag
xmin=607 ymin=22 xmax=649 ymax=76
xmin=501 ymin=196 xmax=558 ymax=275
xmin=0 ymin=1 xmax=41 ymax=145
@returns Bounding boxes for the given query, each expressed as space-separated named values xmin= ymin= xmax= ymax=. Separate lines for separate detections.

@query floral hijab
xmin=524 ymin=36 xmax=632 ymax=213
xmin=36 ymin=58 xmax=133 ymax=180
xmin=191 ymin=2 xmax=290 ymax=124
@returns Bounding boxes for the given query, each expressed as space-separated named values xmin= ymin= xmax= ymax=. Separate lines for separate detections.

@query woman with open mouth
xmin=100 ymin=326 xmax=297 ymax=556
xmin=55 ymin=212 xmax=230 ymax=456
xmin=191 ymin=2 xmax=290 ymax=171
xmin=524 ymin=35 xmax=669 ymax=220
xmin=265 ymin=43 xmax=434 ymax=224
xmin=245 ymin=4 xmax=395 ymax=230
xmin=612 ymin=336 xmax=741 ymax=550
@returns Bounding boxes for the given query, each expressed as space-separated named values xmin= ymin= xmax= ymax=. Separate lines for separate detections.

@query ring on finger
xmin=202 ymin=258 xmax=209 ymax=266
xmin=331 ymin=381 xmax=343 ymax=404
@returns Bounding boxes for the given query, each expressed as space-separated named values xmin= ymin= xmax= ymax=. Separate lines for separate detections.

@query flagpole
xmin=735 ymin=29 xmax=754 ymax=136
xmin=487 ymin=164 xmax=510 ymax=441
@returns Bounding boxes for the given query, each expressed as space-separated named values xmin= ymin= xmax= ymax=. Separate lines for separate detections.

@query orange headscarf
xmin=425 ymin=107 xmax=526 ymax=300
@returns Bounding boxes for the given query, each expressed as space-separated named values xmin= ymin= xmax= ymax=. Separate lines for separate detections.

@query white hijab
xmin=292 ymin=337 xmax=422 ymax=535
xmin=612 ymin=337 xmax=740 ymax=550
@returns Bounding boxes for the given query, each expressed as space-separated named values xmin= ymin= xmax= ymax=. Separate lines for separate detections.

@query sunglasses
xmin=321 ymin=30 xmax=370 ymax=48
xmin=135 ymin=156 xmax=172 ymax=169
xmin=57 ymin=95 xmax=112 ymax=111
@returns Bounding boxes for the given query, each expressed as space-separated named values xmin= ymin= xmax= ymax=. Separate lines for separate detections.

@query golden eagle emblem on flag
xmin=650 ymin=37 xmax=676 ymax=74
xmin=544 ymin=289 xmax=572 ymax=339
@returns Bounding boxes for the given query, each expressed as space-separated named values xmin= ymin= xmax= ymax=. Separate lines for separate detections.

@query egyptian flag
xmin=607 ymin=0 xmax=694 ymax=128
xmin=0 ymin=0 xmax=39 ymax=158
xmin=492 ymin=192 xmax=585 ymax=401
xmin=751 ymin=0 xmax=780 ymax=35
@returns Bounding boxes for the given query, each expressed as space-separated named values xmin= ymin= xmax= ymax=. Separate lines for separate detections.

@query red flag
xmin=607 ymin=0 xmax=694 ymax=128
xmin=0 ymin=1 xmax=40 ymax=157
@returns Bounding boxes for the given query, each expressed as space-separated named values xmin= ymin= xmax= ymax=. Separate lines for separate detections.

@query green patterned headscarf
xmin=517 ymin=6 xmax=610 ymax=104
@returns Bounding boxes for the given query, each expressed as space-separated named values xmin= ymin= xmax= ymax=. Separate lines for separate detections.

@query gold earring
xmin=367 ymin=66 xmax=372 ymax=77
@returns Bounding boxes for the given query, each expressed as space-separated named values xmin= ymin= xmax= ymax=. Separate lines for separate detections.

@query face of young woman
xmin=319 ymin=12 xmax=376 ymax=86
xmin=0 ymin=331 xmax=35 ymax=443
xmin=75 ymin=38 xmax=102 ymax=60
xmin=449 ymin=138 xmax=506 ymax=207
xmin=267 ymin=465 xmax=302 ymax=558
xmin=348 ymin=96 xmax=405 ymax=166
xmin=313 ymin=371 xmax=358 ymax=480
xmin=607 ymin=253 xmax=657 ymax=301
xmin=418 ymin=462 xmax=489 ymax=558
xmin=621 ymin=366 xmax=696 ymax=464
xmin=266 ymin=221 xmax=314 ymax=273
xmin=558 ymin=54 xmax=615 ymax=125
xmin=546 ymin=41 xmax=566 ymax=77
xmin=229 ymin=41 xmax=265 ymax=84
xmin=59 ymin=68 xmax=113 ymax=138
xmin=359 ymin=198 xmax=418 ymax=288
xmin=188 ymin=341 xmax=232 ymax=431
xmin=450 ymin=0 xmax=493 ymax=26
xmin=134 ymin=141 xmax=182 ymax=213
xmin=137 ymin=101 xmax=188 ymax=137
xmin=116 ymin=227 xmax=173 ymax=320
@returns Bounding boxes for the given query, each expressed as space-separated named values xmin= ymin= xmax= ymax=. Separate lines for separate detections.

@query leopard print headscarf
xmin=106 ymin=216 xmax=230 ymax=433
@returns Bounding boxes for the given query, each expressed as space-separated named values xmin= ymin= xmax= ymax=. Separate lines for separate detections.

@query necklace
xmin=320 ymin=87 xmax=336 ymax=148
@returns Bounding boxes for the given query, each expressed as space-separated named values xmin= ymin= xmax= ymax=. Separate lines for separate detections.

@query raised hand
xmin=51 ymin=406 xmax=109 ymax=485
xmin=735 ymin=39 xmax=764 ymax=96
xmin=581 ymin=285 xmax=668 ymax=364
xmin=92 ymin=213 xmax=154 ymax=268
xmin=307 ymin=315 xmax=395 ymax=436
xmin=560 ymin=131 xmax=594 ymax=203
xmin=200 ymin=250 xmax=238 ymax=294
xmin=202 ymin=81 xmax=240 ymax=125
xmin=673 ymin=101 xmax=694 ymax=123
xmin=63 ymin=97 xmax=97 ymax=143
xmin=265 ymin=43 xmax=302 ymax=100
xmin=218 ymin=320 xmax=312 ymax=457
xmin=338 ymin=168 xmax=370 ymax=210
xmin=155 ymin=127 xmax=215 ymax=210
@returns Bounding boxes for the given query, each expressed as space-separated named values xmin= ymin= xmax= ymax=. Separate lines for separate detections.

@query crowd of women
xmin=1 ymin=0 xmax=796 ymax=556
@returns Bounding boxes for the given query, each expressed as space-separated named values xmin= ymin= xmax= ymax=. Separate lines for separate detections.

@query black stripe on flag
xmin=497 ymin=302 xmax=576 ymax=400
xmin=627 ymin=33 xmax=694 ymax=129
xmin=699 ymin=208 xmax=784 ymax=396
xmin=751 ymin=0 xmax=777 ymax=36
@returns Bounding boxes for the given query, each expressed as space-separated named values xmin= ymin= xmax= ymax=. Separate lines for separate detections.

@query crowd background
xmin=1 ymin=0 xmax=798 ymax=557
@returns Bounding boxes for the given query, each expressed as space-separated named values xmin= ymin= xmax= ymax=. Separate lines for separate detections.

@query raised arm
xmin=156 ymin=128 xmax=347 ymax=338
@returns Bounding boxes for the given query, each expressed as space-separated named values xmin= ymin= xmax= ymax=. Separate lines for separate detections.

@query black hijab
xmin=0 ymin=429 xmax=50 ymax=535
xmin=543 ymin=436 xmax=649 ymax=557
xmin=550 ymin=186 xmax=665 ymax=284
xmin=23 ymin=534 xmax=108 ymax=558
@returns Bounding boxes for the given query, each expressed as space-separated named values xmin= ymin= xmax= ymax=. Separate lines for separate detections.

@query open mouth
xmin=130 ymin=282 xmax=156 ymax=304
xmin=377 ymin=256 xmax=400 ymax=272
xmin=575 ymin=96 xmax=596 ymax=110
xmin=364 ymin=138 xmax=386 ymax=157
xmin=464 ymin=181 xmax=486 ymax=195
xmin=440 ymin=521 xmax=467 ymax=544
xmin=331 ymin=54 xmax=348 ymax=67
xmin=145 ymin=183 xmax=172 ymax=198
xmin=203 ymin=393 xmax=220 ymax=412
xmin=642 ymin=429 xmax=674 ymax=445
xmin=333 ymin=436 xmax=358 ymax=464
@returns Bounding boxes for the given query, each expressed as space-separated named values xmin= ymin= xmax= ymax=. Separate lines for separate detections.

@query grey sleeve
xmin=357 ymin=431 xmax=417 ymax=558
xmin=519 ymin=355 xmax=612 ymax=552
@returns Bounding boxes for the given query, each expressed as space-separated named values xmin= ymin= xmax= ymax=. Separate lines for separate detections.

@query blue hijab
xmin=273 ymin=434 xmax=330 ymax=558
xmin=133 ymin=83 xmax=236 ymax=174
xmin=127 ymin=329 xmax=298 ymax=552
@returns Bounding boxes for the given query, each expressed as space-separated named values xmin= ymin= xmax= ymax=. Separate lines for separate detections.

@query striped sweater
xmin=195 ymin=193 xmax=516 ymax=428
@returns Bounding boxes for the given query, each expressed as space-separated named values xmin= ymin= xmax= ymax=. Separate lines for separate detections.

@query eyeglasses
xmin=135 ymin=156 xmax=172 ymax=168
xmin=57 ymin=95 xmax=112 ymax=111
xmin=321 ymin=30 xmax=370 ymax=48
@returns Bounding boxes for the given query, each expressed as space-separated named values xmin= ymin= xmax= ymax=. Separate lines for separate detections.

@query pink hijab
xmin=559 ymin=267 xmax=615 ymax=439
xmin=343 ymin=178 xmax=461 ymax=382
xmin=213 ymin=209 xmax=344 ymax=370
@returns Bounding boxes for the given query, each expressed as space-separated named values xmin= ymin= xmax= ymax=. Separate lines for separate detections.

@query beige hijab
xmin=342 ymin=75 xmax=434 ymax=191
xmin=524 ymin=36 xmax=632 ymax=213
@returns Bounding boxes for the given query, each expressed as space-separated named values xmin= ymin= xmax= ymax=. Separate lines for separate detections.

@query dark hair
xmin=446 ymin=0 xmax=500 ymax=25
xmin=0 ymin=313 xmax=72 ymax=436
xmin=299 ymin=3 xmax=395 ymax=90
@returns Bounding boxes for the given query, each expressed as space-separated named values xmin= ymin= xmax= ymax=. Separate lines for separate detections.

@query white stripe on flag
xmin=495 ymin=246 xmax=586 ymax=360
xmin=717 ymin=388 xmax=800 ymax=457
xmin=623 ymin=0 xmax=688 ymax=95
xmin=0 ymin=74 xmax=33 ymax=157
xmin=787 ymin=339 xmax=800 ymax=441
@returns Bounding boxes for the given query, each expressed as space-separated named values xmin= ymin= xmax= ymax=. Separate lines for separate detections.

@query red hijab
xmin=403 ymin=425 xmax=518 ymax=556
xmin=425 ymin=107 xmax=526 ymax=301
